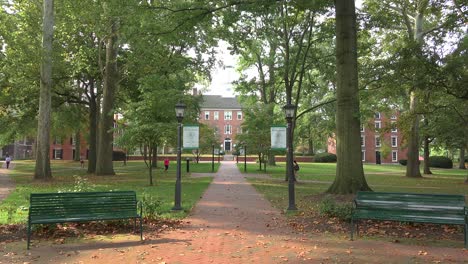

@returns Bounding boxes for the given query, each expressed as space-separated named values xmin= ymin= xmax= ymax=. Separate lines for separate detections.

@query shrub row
xmin=398 ymin=156 xmax=453 ymax=168
xmin=313 ymin=153 xmax=337 ymax=163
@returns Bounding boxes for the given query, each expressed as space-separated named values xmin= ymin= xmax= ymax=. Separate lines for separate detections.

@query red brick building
xmin=50 ymin=135 xmax=88 ymax=160
xmin=328 ymin=112 xmax=408 ymax=164
xmin=198 ymin=94 xmax=243 ymax=152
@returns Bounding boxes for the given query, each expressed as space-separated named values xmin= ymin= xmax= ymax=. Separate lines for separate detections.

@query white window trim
xmin=391 ymin=136 xmax=398 ymax=147
xmin=204 ymin=111 xmax=210 ymax=120
xmin=224 ymin=111 xmax=232 ymax=120
xmin=361 ymin=150 xmax=366 ymax=162
xmin=360 ymin=124 xmax=365 ymax=132
xmin=375 ymin=112 xmax=381 ymax=119
xmin=390 ymin=114 xmax=397 ymax=119
xmin=375 ymin=136 xmax=381 ymax=147
xmin=237 ymin=111 xmax=242 ymax=120
xmin=391 ymin=121 xmax=397 ymax=132
xmin=214 ymin=111 xmax=219 ymax=120
xmin=224 ymin=124 xmax=232 ymax=134
xmin=392 ymin=150 xmax=398 ymax=162
xmin=375 ymin=121 xmax=381 ymax=131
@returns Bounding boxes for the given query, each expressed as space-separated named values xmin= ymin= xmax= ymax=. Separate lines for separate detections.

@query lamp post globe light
xmin=173 ymin=102 xmax=186 ymax=211
xmin=283 ymin=103 xmax=297 ymax=211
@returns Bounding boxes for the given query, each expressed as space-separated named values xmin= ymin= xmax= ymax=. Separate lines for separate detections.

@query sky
xmin=197 ymin=41 xmax=239 ymax=98
xmin=200 ymin=1 xmax=365 ymax=98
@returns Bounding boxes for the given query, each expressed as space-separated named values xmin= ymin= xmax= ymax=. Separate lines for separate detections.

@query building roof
xmin=200 ymin=95 xmax=241 ymax=110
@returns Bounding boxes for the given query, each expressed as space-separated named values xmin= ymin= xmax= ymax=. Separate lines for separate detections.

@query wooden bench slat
xmin=27 ymin=191 xmax=143 ymax=249
xmin=350 ymin=191 xmax=467 ymax=248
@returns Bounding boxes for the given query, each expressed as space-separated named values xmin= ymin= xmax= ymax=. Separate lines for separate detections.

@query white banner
xmin=183 ymin=125 xmax=199 ymax=149
xmin=271 ymin=126 xmax=287 ymax=150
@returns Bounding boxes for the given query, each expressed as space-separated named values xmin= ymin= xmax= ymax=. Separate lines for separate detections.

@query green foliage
xmin=428 ymin=156 xmax=453 ymax=169
xmin=318 ymin=195 xmax=353 ymax=222
xmin=58 ymin=176 xmax=96 ymax=193
xmin=313 ymin=153 xmax=337 ymax=163
xmin=140 ymin=193 xmax=162 ymax=220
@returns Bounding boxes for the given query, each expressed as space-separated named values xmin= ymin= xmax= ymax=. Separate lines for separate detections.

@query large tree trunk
xmin=405 ymin=91 xmax=422 ymax=177
xmin=96 ymin=18 xmax=118 ymax=176
xmin=34 ymin=0 xmax=54 ymax=180
xmin=423 ymin=135 xmax=432 ymax=174
xmin=327 ymin=0 xmax=371 ymax=194
xmin=74 ymin=131 xmax=81 ymax=161
xmin=459 ymin=147 xmax=466 ymax=169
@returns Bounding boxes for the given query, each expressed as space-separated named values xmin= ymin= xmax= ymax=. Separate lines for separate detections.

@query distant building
xmin=328 ymin=112 xmax=408 ymax=164
xmin=197 ymin=90 xmax=243 ymax=152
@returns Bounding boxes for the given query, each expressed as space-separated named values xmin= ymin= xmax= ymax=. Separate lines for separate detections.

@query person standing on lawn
xmin=5 ymin=155 xmax=11 ymax=169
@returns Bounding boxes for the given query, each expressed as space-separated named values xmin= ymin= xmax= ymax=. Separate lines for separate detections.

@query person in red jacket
xmin=164 ymin=158 xmax=170 ymax=171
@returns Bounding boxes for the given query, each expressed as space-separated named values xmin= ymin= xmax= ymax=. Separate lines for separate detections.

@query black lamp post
xmin=284 ymin=103 xmax=297 ymax=211
xmin=243 ymin=142 xmax=247 ymax=173
xmin=211 ymin=143 xmax=215 ymax=172
xmin=173 ymin=102 xmax=185 ymax=211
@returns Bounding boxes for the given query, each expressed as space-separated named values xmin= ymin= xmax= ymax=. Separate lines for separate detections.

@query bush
xmin=140 ymin=193 xmax=162 ymax=220
xmin=318 ymin=196 xmax=353 ymax=222
xmin=428 ymin=156 xmax=453 ymax=168
xmin=113 ymin=150 xmax=126 ymax=161
xmin=398 ymin=159 xmax=407 ymax=166
xmin=313 ymin=153 xmax=337 ymax=163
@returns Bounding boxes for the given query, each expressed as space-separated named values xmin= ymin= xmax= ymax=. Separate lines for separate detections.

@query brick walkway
xmin=3 ymin=161 xmax=467 ymax=263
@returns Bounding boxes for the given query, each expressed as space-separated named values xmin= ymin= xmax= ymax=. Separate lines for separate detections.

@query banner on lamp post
xmin=271 ymin=125 xmax=287 ymax=150
xmin=183 ymin=125 xmax=199 ymax=150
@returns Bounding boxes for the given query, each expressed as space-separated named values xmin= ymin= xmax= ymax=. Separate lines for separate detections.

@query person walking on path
xmin=5 ymin=155 xmax=11 ymax=169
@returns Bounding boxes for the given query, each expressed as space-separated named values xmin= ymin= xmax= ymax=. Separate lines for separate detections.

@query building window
xmin=214 ymin=127 xmax=219 ymax=133
xmin=237 ymin=111 xmax=242 ymax=120
xmin=374 ymin=112 xmax=381 ymax=119
xmin=391 ymin=121 xmax=397 ymax=132
xmin=360 ymin=124 xmax=364 ymax=132
xmin=392 ymin=150 xmax=398 ymax=162
xmin=391 ymin=136 xmax=398 ymax=147
xmin=361 ymin=151 xmax=365 ymax=162
xmin=361 ymin=136 xmax=365 ymax=147
xmin=224 ymin=111 xmax=232 ymax=120
xmin=224 ymin=124 xmax=232 ymax=134
xmin=53 ymin=149 xmax=63 ymax=159
xmin=237 ymin=126 xmax=243 ymax=134
xmin=391 ymin=114 xmax=397 ymax=119
xmin=205 ymin=111 xmax=210 ymax=120
xmin=214 ymin=111 xmax=219 ymax=120
xmin=375 ymin=121 xmax=381 ymax=131
xmin=375 ymin=136 xmax=381 ymax=147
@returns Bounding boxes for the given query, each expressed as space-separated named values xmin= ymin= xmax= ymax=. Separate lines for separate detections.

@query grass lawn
xmin=0 ymin=160 xmax=219 ymax=224
xmin=238 ymin=162 xmax=468 ymax=207
xmin=241 ymin=162 xmax=467 ymax=247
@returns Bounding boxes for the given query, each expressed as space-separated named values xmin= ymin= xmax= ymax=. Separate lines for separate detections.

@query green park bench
xmin=27 ymin=191 xmax=143 ymax=249
xmin=350 ymin=191 xmax=467 ymax=248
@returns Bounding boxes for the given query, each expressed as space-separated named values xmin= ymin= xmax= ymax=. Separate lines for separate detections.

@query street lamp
xmin=283 ymin=103 xmax=297 ymax=211
xmin=211 ymin=143 xmax=215 ymax=172
xmin=173 ymin=102 xmax=186 ymax=211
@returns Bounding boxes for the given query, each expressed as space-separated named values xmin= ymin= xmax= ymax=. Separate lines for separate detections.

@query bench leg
xmin=134 ymin=218 xmax=136 ymax=232
xmin=140 ymin=217 xmax=143 ymax=240
xmin=27 ymin=222 xmax=31 ymax=250
xmin=465 ymin=223 xmax=467 ymax=249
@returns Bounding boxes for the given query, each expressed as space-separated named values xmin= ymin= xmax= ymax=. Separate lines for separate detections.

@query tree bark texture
xmin=459 ymin=147 xmax=466 ymax=169
xmin=96 ymin=19 xmax=118 ymax=176
xmin=34 ymin=0 xmax=54 ymax=180
xmin=74 ymin=131 xmax=81 ymax=161
xmin=423 ymin=135 xmax=432 ymax=174
xmin=327 ymin=0 xmax=371 ymax=194
xmin=405 ymin=91 xmax=422 ymax=177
